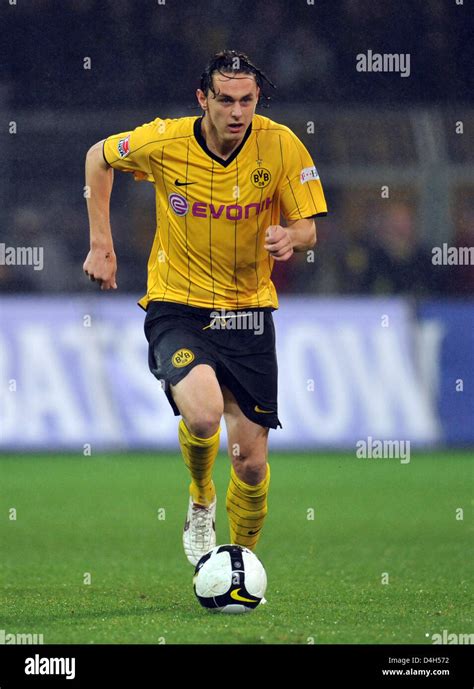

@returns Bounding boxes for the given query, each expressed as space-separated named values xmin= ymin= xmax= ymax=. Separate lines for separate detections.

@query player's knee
xmin=184 ymin=409 xmax=222 ymax=439
xmin=232 ymin=455 xmax=267 ymax=485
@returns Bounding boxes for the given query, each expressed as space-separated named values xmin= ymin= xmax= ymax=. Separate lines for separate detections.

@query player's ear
xmin=196 ymin=89 xmax=207 ymax=111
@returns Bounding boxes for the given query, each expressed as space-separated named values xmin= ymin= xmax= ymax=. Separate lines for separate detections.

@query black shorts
xmin=144 ymin=301 xmax=282 ymax=429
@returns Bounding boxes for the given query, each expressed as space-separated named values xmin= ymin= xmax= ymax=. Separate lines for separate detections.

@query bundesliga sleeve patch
xmin=300 ymin=166 xmax=319 ymax=184
xmin=118 ymin=135 xmax=131 ymax=158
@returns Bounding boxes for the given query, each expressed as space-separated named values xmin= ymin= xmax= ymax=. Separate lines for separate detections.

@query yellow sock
xmin=226 ymin=464 xmax=270 ymax=550
xmin=178 ymin=419 xmax=220 ymax=506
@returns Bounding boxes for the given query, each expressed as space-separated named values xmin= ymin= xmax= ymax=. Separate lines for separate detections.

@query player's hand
xmin=83 ymin=248 xmax=117 ymax=290
xmin=264 ymin=225 xmax=294 ymax=262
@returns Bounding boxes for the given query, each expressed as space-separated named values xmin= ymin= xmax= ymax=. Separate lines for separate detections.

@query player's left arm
xmin=265 ymin=128 xmax=327 ymax=261
xmin=264 ymin=218 xmax=316 ymax=262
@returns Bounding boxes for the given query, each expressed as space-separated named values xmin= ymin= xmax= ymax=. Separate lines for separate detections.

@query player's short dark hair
xmin=200 ymin=50 xmax=275 ymax=106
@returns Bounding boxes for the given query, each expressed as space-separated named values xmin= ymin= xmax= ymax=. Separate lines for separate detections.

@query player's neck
xmin=200 ymin=116 xmax=245 ymax=160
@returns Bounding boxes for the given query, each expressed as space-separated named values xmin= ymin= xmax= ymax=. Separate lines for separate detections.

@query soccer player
xmin=83 ymin=50 xmax=327 ymax=566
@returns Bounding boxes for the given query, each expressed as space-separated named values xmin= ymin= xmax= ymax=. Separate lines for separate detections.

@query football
xmin=193 ymin=544 xmax=267 ymax=614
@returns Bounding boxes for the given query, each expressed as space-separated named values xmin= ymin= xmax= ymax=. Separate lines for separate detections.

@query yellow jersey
xmin=103 ymin=113 xmax=327 ymax=310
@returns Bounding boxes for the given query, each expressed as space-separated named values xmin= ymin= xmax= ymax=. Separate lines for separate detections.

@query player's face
xmin=198 ymin=73 xmax=260 ymax=143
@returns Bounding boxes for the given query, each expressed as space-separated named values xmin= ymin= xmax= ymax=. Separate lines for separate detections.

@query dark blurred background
xmin=1 ymin=0 xmax=473 ymax=296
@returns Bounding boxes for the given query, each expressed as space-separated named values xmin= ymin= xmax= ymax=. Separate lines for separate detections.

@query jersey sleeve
xmin=279 ymin=130 xmax=328 ymax=220
xmin=102 ymin=118 xmax=169 ymax=183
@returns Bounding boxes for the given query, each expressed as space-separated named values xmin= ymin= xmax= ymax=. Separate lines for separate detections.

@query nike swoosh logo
xmin=254 ymin=405 xmax=274 ymax=414
xmin=247 ymin=529 xmax=261 ymax=535
xmin=230 ymin=588 xmax=259 ymax=603
xmin=175 ymin=179 xmax=196 ymax=186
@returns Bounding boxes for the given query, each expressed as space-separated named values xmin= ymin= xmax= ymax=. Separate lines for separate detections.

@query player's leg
xmin=170 ymin=363 xmax=223 ymax=565
xmin=171 ymin=363 xmax=223 ymax=507
xmin=145 ymin=306 xmax=225 ymax=565
xmin=222 ymin=385 xmax=271 ymax=551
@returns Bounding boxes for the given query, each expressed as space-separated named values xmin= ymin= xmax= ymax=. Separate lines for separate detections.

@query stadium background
xmin=0 ymin=0 xmax=472 ymax=647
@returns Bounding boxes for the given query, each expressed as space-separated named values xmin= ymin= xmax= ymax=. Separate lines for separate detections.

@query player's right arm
xmin=83 ymin=118 xmax=168 ymax=289
xmin=83 ymin=139 xmax=117 ymax=290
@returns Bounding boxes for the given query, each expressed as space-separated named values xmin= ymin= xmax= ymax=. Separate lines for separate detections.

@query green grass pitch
xmin=1 ymin=451 xmax=471 ymax=644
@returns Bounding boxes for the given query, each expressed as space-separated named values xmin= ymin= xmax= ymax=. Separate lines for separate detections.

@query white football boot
xmin=183 ymin=495 xmax=216 ymax=566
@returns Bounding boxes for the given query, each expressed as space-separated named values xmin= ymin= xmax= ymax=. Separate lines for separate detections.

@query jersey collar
xmin=193 ymin=116 xmax=253 ymax=168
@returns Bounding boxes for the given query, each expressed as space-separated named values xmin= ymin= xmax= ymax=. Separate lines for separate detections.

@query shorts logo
xmin=300 ymin=166 xmax=319 ymax=184
xmin=250 ymin=168 xmax=271 ymax=188
xmin=169 ymin=193 xmax=189 ymax=216
xmin=254 ymin=405 xmax=274 ymax=414
xmin=118 ymin=135 xmax=130 ymax=158
xmin=172 ymin=348 xmax=195 ymax=368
